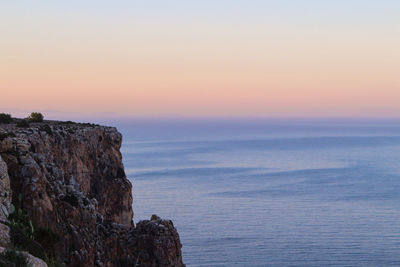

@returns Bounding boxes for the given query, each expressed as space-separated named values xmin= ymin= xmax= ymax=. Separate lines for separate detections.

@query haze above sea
xmin=113 ymin=118 xmax=400 ymax=266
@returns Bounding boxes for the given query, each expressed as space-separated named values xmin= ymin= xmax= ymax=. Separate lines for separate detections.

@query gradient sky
xmin=1 ymin=1 xmax=400 ymax=118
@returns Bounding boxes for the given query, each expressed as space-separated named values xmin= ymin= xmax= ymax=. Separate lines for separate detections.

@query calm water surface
xmin=116 ymin=119 xmax=400 ymax=266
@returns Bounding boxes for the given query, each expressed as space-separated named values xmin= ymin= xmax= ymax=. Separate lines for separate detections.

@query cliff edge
xmin=0 ymin=120 xmax=184 ymax=267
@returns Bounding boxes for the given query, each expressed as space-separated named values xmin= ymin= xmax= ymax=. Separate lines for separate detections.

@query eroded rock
xmin=0 ymin=121 xmax=184 ymax=266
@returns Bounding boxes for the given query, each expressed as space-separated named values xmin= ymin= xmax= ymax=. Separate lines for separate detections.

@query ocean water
xmin=117 ymin=119 xmax=400 ymax=266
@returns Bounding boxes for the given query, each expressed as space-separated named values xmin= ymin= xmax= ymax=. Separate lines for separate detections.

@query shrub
xmin=7 ymin=195 xmax=35 ymax=242
xmin=27 ymin=112 xmax=44 ymax=123
xmin=16 ymin=120 xmax=29 ymax=128
xmin=0 ymin=113 xmax=13 ymax=124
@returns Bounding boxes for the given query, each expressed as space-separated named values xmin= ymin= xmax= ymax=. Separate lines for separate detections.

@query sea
xmin=113 ymin=118 xmax=400 ymax=266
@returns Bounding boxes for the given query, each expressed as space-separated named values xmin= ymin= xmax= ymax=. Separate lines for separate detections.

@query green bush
xmin=27 ymin=112 xmax=44 ymax=122
xmin=2 ymin=195 xmax=43 ymax=259
xmin=0 ymin=113 xmax=13 ymax=124
xmin=7 ymin=195 xmax=35 ymax=242
xmin=16 ymin=120 xmax=30 ymax=128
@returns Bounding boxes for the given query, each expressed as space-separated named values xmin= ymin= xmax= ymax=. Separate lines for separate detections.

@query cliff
xmin=0 ymin=121 xmax=184 ymax=267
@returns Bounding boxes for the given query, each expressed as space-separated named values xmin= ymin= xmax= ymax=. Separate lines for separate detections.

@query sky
xmin=1 ymin=1 xmax=400 ymax=119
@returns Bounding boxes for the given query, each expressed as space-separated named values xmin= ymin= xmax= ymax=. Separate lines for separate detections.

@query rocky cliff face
xmin=0 ymin=155 xmax=11 ymax=247
xmin=0 ymin=121 xmax=184 ymax=267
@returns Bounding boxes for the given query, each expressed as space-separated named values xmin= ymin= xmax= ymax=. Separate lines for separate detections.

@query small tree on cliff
xmin=27 ymin=112 xmax=44 ymax=122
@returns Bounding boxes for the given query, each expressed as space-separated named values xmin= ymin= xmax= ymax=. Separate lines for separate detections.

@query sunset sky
xmin=1 ymin=1 xmax=400 ymax=119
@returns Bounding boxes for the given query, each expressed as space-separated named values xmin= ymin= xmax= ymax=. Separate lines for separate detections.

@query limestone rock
xmin=133 ymin=215 xmax=184 ymax=267
xmin=0 ymin=121 xmax=184 ymax=267
xmin=22 ymin=251 xmax=48 ymax=267
xmin=0 ymin=155 xmax=11 ymax=247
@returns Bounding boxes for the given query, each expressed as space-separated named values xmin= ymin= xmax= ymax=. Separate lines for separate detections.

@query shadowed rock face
xmin=0 ymin=121 xmax=184 ymax=267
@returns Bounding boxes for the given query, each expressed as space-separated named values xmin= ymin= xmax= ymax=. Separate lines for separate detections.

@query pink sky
xmin=1 ymin=1 xmax=400 ymax=118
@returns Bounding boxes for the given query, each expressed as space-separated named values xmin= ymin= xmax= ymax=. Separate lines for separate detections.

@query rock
xmin=133 ymin=215 xmax=184 ymax=267
xmin=0 ymin=121 xmax=184 ymax=266
xmin=22 ymin=251 xmax=48 ymax=267
xmin=0 ymin=247 xmax=48 ymax=267
xmin=0 ymin=156 xmax=11 ymax=247
xmin=151 ymin=214 xmax=161 ymax=221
